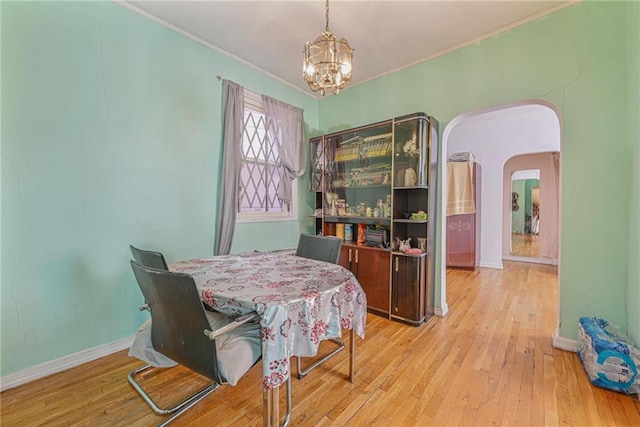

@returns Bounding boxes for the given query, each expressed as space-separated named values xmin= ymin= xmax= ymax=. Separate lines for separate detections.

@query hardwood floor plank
xmin=3 ymin=261 xmax=639 ymax=426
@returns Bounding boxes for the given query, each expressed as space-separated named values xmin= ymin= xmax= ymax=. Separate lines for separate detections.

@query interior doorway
xmin=503 ymin=153 xmax=559 ymax=265
xmin=439 ymin=100 xmax=561 ymax=318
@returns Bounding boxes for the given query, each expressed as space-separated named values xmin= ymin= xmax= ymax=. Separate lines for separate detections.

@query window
xmin=237 ymin=92 xmax=297 ymax=222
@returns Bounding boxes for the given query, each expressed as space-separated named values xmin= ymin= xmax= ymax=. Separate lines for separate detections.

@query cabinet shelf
xmin=393 ymin=219 xmax=428 ymax=224
xmin=332 ymin=184 xmax=390 ymax=190
xmin=324 ymin=216 xmax=391 ymax=225
xmin=332 ymin=153 xmax=392 ymax=163
xmin=343 ymin=242 xmax=390 ymax=253
xmin=391 ymin=251 xmax=427 ymax=258
xmin=394 ymin=186 xmax=429 ymax=190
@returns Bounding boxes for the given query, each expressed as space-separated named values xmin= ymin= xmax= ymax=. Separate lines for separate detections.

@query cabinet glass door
xmin=324 ymin=120 xmax=393 ymax=245
xmin=393 ymin=115 xmax=428 ymax=188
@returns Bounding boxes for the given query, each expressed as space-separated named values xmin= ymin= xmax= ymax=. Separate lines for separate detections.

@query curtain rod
xmin=216 ymin=76 xmax=261 ymax=98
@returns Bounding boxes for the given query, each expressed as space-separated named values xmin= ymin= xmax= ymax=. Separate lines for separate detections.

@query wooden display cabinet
xmin=310 ymin=112 xmax=439 ymax=325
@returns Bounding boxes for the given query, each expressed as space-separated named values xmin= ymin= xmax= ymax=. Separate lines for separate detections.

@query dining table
xmin=171 ymin=250 xmax=367 ymax=426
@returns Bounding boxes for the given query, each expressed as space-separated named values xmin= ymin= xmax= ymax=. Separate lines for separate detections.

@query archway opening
xmin=437 ymin=101 xmax=561 ymax=323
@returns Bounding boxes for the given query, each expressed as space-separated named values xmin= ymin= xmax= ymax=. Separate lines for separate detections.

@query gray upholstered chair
xmin=130 ymin=245 xmax=169 ymax=270
xmin=295 ymin=233 xmax=342 ymax=264
xmin=294 ymin=233 xmax=345 ymax=379
xmin=128 ymin=261 xmax=290 ymax=426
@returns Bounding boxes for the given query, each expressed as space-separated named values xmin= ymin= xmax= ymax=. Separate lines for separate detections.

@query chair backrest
xmin=295 ymin=233 xmax=342 ymax=264
xmin=130 ymin=260 xmax=222 ymax=382
xmin=130 ymin=245 xmax=169 ymax=270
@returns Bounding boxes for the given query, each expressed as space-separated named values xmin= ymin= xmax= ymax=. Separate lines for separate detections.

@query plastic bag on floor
xmin=578 ymin=317 xmax=639 ymax=397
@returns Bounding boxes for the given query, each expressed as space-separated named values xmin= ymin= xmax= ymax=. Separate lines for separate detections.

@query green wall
xmin=319 ymin=1 xmax=633 ymax=341
xmin=525 ymin=179 xmax=539 ymax=223
xmin=1 ymin=1 xmax=317 ymax=376
xmin=627 ymin=0 xmax=640 ymax=346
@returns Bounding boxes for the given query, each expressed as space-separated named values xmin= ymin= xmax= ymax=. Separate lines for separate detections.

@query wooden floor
xmin=511 ymin=233 xmax=539 ymax=258
xmin=2 ymin=262 xmax=639 ymax=426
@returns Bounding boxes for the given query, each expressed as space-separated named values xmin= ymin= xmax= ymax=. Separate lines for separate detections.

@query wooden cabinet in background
xmin=446 ymin=163 xmax=479 ymax=269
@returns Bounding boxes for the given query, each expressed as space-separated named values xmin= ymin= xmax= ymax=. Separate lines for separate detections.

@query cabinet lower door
xmin=446 ymin=214 xmax=476 ymax=268
xmin=355 ymin=247 xmax=390 ymax=316
xmin=391 ymin=255 xmax=425 ymax=326
xmin=338 ymin=246 xmax=352 ymax=271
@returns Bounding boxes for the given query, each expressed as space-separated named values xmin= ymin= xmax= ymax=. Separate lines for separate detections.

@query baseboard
xmin=552 ymin=334 xmax=578 ymax=352
xmin=503 ymin=255 xmax=556 ymax=265
xmin=434 ymin=303 xmax=449 ymax=317
xmin=0 ymin=336 xmax=134 ymax=392
xmin=478 ymin=261 xmax=503 ymax=270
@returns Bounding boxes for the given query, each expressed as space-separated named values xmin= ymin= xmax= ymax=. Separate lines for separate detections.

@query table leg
xmin=349 ymin=328 xmax=355 ymax=383
xmin=263 ymin=386 xmax=271 ymax=427
xmin=263 ymin=384 xmax=280 ymax=427
xmin=271 ymin=385 xmax=279 ymax=426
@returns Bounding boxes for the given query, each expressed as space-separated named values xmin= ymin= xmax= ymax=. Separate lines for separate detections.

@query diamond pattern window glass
xmin=238 ymin=94 xmax=294 ymax=221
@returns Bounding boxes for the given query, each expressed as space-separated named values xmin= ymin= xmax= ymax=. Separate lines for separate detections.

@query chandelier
xmin=303 ymin=0 xmax=354 ymax=96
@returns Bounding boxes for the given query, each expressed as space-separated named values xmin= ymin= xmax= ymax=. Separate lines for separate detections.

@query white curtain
xmin=214 ymin=80 xmax=244 ymax=255
xmin=262 ymin=95 xmax=306 ymax=206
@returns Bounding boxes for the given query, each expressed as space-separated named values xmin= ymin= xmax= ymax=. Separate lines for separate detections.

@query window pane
xmin=238 ymin=95 xmax=291 ymax=218
xmin=240 ymin=161 xmax=266 ymax=210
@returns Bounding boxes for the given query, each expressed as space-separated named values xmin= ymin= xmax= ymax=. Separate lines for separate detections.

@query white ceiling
xmin=120 ymin=0 xmax=576 ymax=97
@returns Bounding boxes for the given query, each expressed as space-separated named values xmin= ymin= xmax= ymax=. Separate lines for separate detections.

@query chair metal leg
xmin=128 ymin=364 xmax=219 ymax=423
xmin=295 ymin=338 xmax=345 ymax=379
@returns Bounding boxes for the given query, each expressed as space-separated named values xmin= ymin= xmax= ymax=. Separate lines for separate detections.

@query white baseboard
xmin=478 ymin=261 xmax=503 ymax=270
xmin=552 ymin=334 xmax=578 ymax=352
xmin=0 ymin=336 xmax=134 ymax=392
xmin=434 ymin=303 xmax=449 ymax=317
xmin=503 ymin=255 xmax=556 ymax=265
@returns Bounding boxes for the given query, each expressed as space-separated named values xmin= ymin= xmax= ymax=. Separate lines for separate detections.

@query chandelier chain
xmin=325 ymin=0 xmax=329 ymax=32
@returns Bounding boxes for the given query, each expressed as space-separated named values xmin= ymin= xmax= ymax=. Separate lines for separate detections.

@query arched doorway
xmin=503 ymin=153 xmax=560 ymax=265
xmin=437 ymin=100 xmax=561 ymax=319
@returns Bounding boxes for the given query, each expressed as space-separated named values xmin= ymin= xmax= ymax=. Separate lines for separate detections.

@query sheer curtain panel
xmin=262 ymin=95 xmax=306 ymax=206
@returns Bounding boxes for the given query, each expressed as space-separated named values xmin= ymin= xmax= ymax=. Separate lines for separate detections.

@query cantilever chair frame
xmin=293 ymin=233 xmax=349 ymax=380
xmin=128 ymin=261 xmax=291 ymax=427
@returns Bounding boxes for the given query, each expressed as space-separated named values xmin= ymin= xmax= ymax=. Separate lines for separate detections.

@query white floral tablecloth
xmin=171 ymin=251 xmax=367 ymax=390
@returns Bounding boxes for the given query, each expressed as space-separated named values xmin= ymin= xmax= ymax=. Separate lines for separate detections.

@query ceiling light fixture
xmin=303 ymin=0 xmax=354 ymax=96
